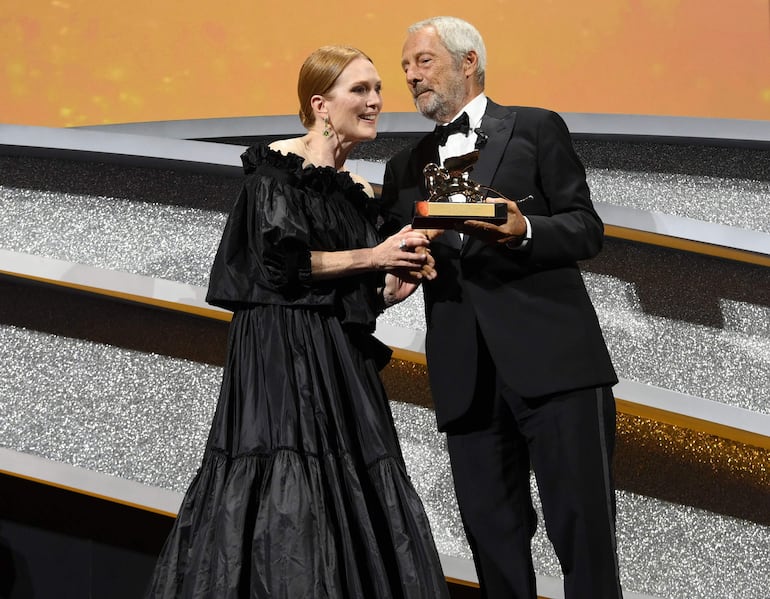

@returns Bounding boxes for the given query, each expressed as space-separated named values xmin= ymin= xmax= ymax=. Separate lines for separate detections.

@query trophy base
xmin=412 ymin=200 xmax=506 ymax=229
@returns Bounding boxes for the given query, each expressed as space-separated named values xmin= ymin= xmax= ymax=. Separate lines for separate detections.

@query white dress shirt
xmin=437 ymin=94 xmax=488 ymax=168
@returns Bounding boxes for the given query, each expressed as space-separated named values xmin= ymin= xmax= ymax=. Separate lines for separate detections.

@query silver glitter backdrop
xmin=576 ymin=140 xmax=770 ymax=233
xmin=1 ymin=134 xmax=769 ymax=599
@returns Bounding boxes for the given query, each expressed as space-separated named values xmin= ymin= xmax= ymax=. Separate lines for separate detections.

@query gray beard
xmin=414 ymin=87 xmax=467 ymax=124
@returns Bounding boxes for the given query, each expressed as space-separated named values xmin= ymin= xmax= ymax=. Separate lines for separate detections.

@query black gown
xmin=146 ymin=145 xmax=449 ymax=599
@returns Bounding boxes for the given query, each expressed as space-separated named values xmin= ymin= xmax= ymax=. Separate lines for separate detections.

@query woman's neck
xmin=300 ymin=132 xmax=355 ymax=171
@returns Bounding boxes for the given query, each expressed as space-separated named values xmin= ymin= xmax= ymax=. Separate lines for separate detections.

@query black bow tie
xmin=434 ymin=112 xmax=470 ymax=146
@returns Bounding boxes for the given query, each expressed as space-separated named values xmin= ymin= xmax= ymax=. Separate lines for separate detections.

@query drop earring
xmin=322 ymin=117 xmax=331 ymax=137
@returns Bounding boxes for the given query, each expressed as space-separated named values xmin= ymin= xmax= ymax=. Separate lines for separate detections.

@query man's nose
xmin=404 ymin=66 xmax=420 ymax=85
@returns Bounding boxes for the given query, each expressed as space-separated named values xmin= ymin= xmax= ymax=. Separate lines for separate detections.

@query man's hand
xmin=382 ymin=272 xmax=418 ymax=307
xmin=390 ymin=225 xmax=440 ymax=283
xmin=414 ymin=246 xmax=437 ymax=279
xmin=458 ymin=197 xmax=528 ymax=248
xmin=382 ymin=248 xmax=437 ymax=307
xmin=398 ymin=245 xmax=436 ymax=284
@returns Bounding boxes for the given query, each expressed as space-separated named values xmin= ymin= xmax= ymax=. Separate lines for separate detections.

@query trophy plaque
xmin=412 ymin=150 xmax=506 ymax=229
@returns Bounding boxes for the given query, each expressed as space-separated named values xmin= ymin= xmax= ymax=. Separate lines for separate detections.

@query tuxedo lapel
xmin=472 ymin=100 xmax=517 ymax=189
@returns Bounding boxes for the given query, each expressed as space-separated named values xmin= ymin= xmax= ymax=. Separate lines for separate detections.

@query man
xmin=380 ymin=16 xmax=623 ymax=599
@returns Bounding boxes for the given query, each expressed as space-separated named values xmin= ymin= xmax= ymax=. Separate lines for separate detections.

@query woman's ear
xmin=310 ymin=94 xmax=327 ymax=120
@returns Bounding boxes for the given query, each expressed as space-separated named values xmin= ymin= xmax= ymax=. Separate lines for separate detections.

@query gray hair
xmin=408 ymin=16 xmax=486 ymax=87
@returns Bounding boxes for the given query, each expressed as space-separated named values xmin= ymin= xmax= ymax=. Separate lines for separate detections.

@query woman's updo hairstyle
xmin=297 ymin=45 xmax=373 ymax=129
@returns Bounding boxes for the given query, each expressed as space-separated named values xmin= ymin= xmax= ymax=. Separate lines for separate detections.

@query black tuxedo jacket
xmin=380 ymin=100 xmax=617 ymax=430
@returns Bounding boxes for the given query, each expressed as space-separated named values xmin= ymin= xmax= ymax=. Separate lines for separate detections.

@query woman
xmin=145 ymin=46 xmax=449 ymax=598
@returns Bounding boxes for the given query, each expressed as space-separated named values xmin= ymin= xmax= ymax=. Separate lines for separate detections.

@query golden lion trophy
xmin=413 ymin=150 xmax=508 ymax=228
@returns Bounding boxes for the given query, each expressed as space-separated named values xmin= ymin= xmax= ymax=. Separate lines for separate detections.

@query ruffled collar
xmin=241 ymin=144 xmax=359 ymax=189
xmin=240 ymin=143 xmax=377 ymax=221
xmin=241 ymin=143 xmax=303 ymax=175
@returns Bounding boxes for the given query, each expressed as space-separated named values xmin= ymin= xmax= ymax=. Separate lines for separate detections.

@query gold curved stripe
xmin=605 ymin=225 xmax=770 ymax=267
xmin=615 ymin=398 xmax=770 ymax=450
xmin=390 ymin=347 xmax=428 ymax=365
xmin=444 ymin=577 xmax=478 ymax=588
xmin=0 ymin=468 xmax=178 ymax=519
xmin=0 ymin=269 xmax=233 ymax=322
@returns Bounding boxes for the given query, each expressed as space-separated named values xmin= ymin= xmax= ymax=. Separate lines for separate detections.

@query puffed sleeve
xmin=206 ymin=168 xmax=331 ymax=310
xmin=255 ymin=174 xmax=313 ymax=291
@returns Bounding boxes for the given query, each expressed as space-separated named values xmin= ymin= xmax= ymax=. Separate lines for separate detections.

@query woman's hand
xmin=370 ymin=225 xmax=433 ymax=276
xmin=310 ymin=225 xmax=437 ymax=281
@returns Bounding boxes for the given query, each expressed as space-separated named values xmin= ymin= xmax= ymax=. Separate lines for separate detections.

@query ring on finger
xmin=399 ymin=239 xmax=407 ymax=250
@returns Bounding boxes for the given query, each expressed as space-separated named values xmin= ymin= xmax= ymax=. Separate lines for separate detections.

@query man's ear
xmin=463 ymin=50 xmax=479 ymax=77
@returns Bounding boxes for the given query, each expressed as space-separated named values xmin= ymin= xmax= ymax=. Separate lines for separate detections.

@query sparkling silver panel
xmin=0 ymin=179 xmax=226 ymax=289
xmin=586 ymin=270 xmax=770 ymax=415
xmin=589 ymin=168 xmax=770 ymax=232
xmin=577 ymin=141 xmax=770 ymax=234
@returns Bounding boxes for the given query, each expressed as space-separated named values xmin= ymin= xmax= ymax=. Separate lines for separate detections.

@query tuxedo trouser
xmin=444 ymin=342 xmax=622 ymax=599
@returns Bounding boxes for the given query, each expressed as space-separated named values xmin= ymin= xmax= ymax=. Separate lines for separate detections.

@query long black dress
xmin=146 ymin=145 xmax=449 ymax=599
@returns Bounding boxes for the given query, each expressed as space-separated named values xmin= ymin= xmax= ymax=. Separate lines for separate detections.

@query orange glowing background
xmin=2 ymin=0 xmax=769 ymax=127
